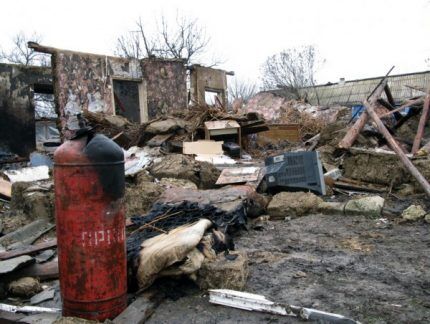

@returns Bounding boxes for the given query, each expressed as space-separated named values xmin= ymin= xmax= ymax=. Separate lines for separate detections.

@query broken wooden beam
xmin=10 ymin=260 xmax=59 ymax=281
xmin=338 ymin=79 xmax=388 ymax=149
xmin=27 ymin=42 xmax=57 ymax=54
xmin=364 ymin=99 xmax=430 ymax=197
xmin=379 ymin=96 xmax=424 ymax=118
xmin=412 ymin=92 xmax=430 ymax=154
xmin=112 ymin=290 xmax=164 ymax=324
xmin=384 ymin=84 xmax=395 ymax=106
xmin=0 ymin=239 xmax=57 ymax=261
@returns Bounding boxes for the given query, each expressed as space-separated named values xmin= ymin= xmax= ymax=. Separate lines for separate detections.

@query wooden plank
xmin=364 ymin=99 xmax=430 ymax=197
xmin=0 ymin=178 xmax=12 ymax=200
xmin=338 ymin=79 xmax=388 ymax=149
xmin=0 ymin=239 xmax=57 ymax=261
xmin=257 ymin=124 xmax=300 ymax=144
xmin=183 ymin=141 xmax=223 ymax=155
xmin=379 ymin=97 xmax=424 ymax=118
xmin=412 ymin=93 xmax=430 ymax=154
xmin=384 ymin=84 xmax=396 ymax=107
xmin=113 ymin=291 xmax=164 ymax=324
xmin=11 ymin=260 xmax=59 ymax=281
xmin=204 ymin=120 xmax=240 ymax=130
xmin=147 ymin=133 xmax=173 ymax=147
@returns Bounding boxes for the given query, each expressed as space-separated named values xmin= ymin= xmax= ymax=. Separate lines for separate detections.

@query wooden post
xmin=384 ymin=84 xmax=395 ymax=107
xmin=338 ymin=80 xmax=388 ymax=149
xmin=411 ymin=93 xmax=430 ymax=154
xmin=364 ymin=100 xmax=430 ymax=198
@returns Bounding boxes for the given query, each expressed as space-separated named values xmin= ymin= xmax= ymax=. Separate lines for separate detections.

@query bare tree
xmin=115 ymin=13 xmax=220 ymax=65
xmin=116 ymin=17 xmax=157 ymax=59
xmin=228 ymin=78 xmax=257 ymax=104
xmin=261 ymin=45 xmax=323 ymax=102
xmin=0 ymin=32 xmax=49 ymax=66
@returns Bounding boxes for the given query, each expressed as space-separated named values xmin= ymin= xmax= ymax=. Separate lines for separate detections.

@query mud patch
xmin=148 ymin=213 xmax=430 ymax=323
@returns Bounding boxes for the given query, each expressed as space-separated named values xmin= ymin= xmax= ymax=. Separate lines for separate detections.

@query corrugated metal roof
xmin=271 ymin=70 xmax=430 ymax=106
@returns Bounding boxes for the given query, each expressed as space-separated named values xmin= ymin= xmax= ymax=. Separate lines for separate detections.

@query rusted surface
xmin=141 ymin=58 xmax=187 ymax=119
xmin=54 ymin=134 xmax=126 ymax=320
xmin=0 ymin=63 xmax=52 ymax=156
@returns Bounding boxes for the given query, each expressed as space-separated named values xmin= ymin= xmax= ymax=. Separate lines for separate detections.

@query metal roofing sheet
xmin=272 ymin=70 xmax=430 ymax=106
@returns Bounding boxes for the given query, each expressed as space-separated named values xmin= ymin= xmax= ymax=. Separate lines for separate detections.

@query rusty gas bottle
xmin=54 ymin=132 xmax=127 ymax=320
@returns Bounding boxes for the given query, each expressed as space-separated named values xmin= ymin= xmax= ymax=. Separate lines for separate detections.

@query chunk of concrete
xmin=0 ymin=255 xmax=34 ymax=275
xmin=402 ymin=205 xmax=427 ymax=221
xmin=158 ymin=177 xmax=198 ymax=190
xmin=267 ymin=192 xmax=323 ymax=219
xmin=23 ymin=191 xmax=54 ymax=220
xmin=196 ymin=251 xmax=248 ymax=290
xmin=344 ymin=196 xmax=384 ymax=218
xmin=125 ymin=181 xmax=164 ymax=217
xmin=149 ymin=154 xmax=220 ymax=189
xmin=318 ymin=201 xmax=346 ymax=215
xmin=146 ymin=118 xmax=187 ymax=134
xmin=8 ymin=277 xmax=42 ymax=297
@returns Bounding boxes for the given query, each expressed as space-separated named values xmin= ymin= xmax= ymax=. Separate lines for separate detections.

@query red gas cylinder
xmin=54 ymin=132 xmax=127 ymax=320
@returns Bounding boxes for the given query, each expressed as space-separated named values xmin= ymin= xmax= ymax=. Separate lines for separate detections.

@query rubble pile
xmin=1 ymin=77 xmax=430 ymax=323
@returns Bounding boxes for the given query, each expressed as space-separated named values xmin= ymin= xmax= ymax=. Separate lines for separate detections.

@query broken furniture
xmin=204 ymin=120 xmax=242 ymax=156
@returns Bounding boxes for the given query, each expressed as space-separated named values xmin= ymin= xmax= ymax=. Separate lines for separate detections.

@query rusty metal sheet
xmin=216 ymin=167 xmax=260 ymax=185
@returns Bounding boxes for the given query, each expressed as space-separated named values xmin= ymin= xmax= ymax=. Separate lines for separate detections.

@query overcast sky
xmin=1 ymin=0 xmax=429 ymax=86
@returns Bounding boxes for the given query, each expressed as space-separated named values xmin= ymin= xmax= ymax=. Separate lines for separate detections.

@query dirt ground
xmin=148 ymin=213 xmax=430 ymax=323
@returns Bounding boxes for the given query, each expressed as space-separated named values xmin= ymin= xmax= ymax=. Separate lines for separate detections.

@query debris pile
xmin=1 ymin=70 xmax=430 ymax=324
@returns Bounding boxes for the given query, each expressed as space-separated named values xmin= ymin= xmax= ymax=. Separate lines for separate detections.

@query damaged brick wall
xmin=52 ymin=50 xmax=142 ymax=136
xmin=141 ymin=58 xmax=187 ymax=119
xmin=190 ymin=65 xmax=228 ymax=108
xmin=0 ymin=63 xmax=52 ymax=157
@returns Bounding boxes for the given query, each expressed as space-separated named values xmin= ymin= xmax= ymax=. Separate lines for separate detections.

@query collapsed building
xmin=1 ymin=43 xmax=430 ymax=323
xmin=0 ymin=44 xmax=232 ymax=159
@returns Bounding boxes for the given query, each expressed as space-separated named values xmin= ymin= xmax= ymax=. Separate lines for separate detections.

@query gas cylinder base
xmin=62 ymin=294 xmax=127 ymax=321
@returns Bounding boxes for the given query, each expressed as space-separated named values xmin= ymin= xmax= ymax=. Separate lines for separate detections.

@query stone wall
xmin=0 ymin=63 xmax=52 ymax=157
xmin=141 ymin=58 xmax=187 ymax=119
xmin=52 ymin=51 xmax=142 ymax=136
xmin=190 ymin=65 xmax=227 ymax=108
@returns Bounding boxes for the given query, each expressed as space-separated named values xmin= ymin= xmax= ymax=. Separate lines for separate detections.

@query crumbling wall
xmin=190 ymin=65 xmax=228 ymax=108
xmin=52 ymin=50 xmax=142 ymax=136
xmin=0 ymin=63 xmax=52 ymax=157
xmin=343 ymin=149 xmax=430 ymax=191
xmin=141 ymin=58 xmax=187 ymax=119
